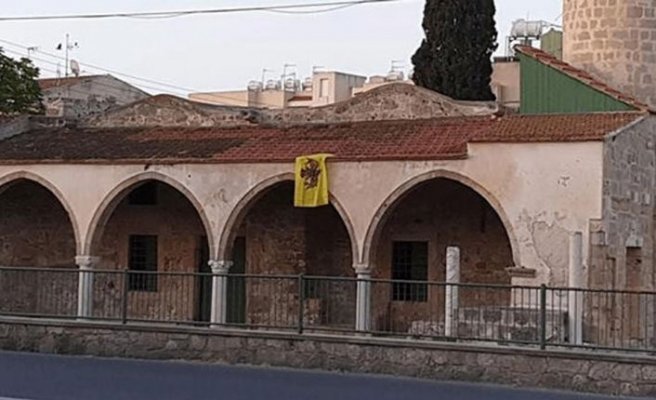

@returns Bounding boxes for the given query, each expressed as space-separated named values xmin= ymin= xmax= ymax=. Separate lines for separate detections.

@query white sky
xmin=0 ymin=0 xmax=562 ymax=95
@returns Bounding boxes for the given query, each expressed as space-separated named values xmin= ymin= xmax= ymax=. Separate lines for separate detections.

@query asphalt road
xmin=0 ymin=351 xmax=641 ymax=400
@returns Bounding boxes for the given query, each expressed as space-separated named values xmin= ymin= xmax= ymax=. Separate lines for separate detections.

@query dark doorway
xmin=195 ymin=236 xmax=211 ymax=323
xmin=227 ymin=236 xmax=246 ymax=324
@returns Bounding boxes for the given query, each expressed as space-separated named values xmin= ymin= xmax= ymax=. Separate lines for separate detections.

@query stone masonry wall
xmin=86 ymin=84 xmax=497 ymax=128
xmin=94 ymin=182 xmax=208 ymax=322
xmin=0 ymin=181 xmax=78 ymax=317
xmin=589 ymin=116 xmax=656 ymax=348
xmin=240 ymin=182 xmax=354 ymax=329
xmin=563 ymin=0 xmax=656 ymax=107
xmin=1 ymin=319 xmax=656 ymax=397
xmin=372 ymin=179 xmax=514 ymax=334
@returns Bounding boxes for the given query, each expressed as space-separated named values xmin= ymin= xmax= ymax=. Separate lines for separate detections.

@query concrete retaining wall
xmin=1 ymin=317 xmax=656 ymax=397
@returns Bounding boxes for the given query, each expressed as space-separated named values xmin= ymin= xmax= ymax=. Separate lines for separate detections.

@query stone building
xmin=38 ymin=74 xmax=149 ymax=119
xmin=0 ymin=78 xmax=653 ymax=339
xmin=563 ymin=0 xmax=656 ymax=109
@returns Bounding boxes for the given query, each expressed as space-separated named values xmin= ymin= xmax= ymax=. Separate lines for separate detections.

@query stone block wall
xmin=589 ymin=116 xmax=656 ymax=348
xmin=95 ymin=182 xmax=208 ymax=322
xmin=85 ymin=84 xmax=497 ymax=128
xmin=239 ymin=182 xmax=354 ymax=329
xmin=371 ymin=179 xmax=514 ymax=333
xmin=563 ymin=0 xmax=656 ymax=107
xmin=0 ymin=180 xmax=77 ymax=317
xmin=1 ymin=319 xmax=656 ymax=397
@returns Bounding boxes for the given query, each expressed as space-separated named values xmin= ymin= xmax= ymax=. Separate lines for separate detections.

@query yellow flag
xmin=294 ymin=154 xmax=331 ymax=207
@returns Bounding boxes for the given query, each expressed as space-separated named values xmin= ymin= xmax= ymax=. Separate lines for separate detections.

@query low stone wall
xmin=0 ymin=317 xmax=656 ymax=397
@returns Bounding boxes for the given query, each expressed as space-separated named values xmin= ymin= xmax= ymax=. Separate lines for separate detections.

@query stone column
xmin=445 ymin=247 xmax=460 ymax=337
xmin=75 ymin=255 xmax=99 ymax=318
xmin=354 ymin=264 xmax=372 ymax=332
xmin=209 ymin=260 xmax=232 ymax=326
xmin=568 ymin=232 xmax=584 ymax=345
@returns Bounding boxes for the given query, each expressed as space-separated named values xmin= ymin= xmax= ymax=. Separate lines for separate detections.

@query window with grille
xmin=392 ymin=241 xmax=428 ymax=302
xmin=128 ymin=235 xmax=158 ymax=292
xmin=128 ymin=182 xmax=158 ymax=205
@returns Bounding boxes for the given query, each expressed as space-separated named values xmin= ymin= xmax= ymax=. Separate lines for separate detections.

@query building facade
xmin=0 ymin=82 xmax=652 ymax=337
xmin=38 ymin=74 xmax=149 ymax=119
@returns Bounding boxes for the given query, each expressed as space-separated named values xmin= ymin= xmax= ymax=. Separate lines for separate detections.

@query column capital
xmin=209 ymin=260 xmax=233 ymax=274
xmin=75 ymin=255 xmax=100 ymax=270
xmin=353 ymin=263 xmax=371 ymax=277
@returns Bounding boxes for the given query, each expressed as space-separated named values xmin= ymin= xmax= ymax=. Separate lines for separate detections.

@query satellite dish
xmin=70 ymin=60 xmax=80 ymax=77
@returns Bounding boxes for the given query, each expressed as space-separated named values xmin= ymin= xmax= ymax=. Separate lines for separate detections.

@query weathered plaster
xmin=0 ymin=141 xmax=604 ymax=284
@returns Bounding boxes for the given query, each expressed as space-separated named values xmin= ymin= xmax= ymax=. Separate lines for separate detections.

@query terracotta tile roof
xmin=470 ymin=112 xmax=642 ymax=142
xmin=0 ymin=113 xmax=644 ymax=164
xmin=38 ymin=75 xmax=105 ymax=91
xmin=515 ymin=45 xmax=653 ymax=112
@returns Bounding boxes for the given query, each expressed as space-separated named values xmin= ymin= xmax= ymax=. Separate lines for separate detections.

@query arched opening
xmin=0 ymin=178 xmax=78 ymax=317
xmin=224 ymin=180 xmax=355 ymax=330
xmin=368 ymin=177 xmax=514 ymax=335
xmin=89 ymin=179 xmax=211 ymax=323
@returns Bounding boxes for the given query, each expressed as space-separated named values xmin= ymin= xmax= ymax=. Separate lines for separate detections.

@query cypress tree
xmin=411 ymin=0 xmax=498 ymax=101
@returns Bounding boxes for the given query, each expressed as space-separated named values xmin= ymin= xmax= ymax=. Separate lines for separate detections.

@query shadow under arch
xmin=0 ymin=171 xmax=82 ymax=255
xmin=361 ymin=169 xmax=521 ymax=269
xmin=84 ymin=171 xmax=215 ymax=257
xmin=217 ymin=172 xmax=359 ymax=265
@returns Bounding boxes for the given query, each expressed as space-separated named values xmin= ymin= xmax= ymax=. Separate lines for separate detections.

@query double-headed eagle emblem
xmin=300 ymin=159 xmax=321 ymax=189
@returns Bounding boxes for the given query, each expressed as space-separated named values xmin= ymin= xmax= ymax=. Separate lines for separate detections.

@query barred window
xmin=128 ymin=235 xmax=158 ymax=292
xmin=392 ymin=241 xmax=428 ymax=302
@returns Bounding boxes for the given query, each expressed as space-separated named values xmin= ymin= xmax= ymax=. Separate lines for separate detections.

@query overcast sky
xmin=0 ymin=0 xmax=561 ymax=95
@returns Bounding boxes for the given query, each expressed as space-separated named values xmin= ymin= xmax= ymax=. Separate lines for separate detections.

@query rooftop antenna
xmin=282 ymin=63 xmax=296 ymax=79
xmin=261 ymin=68 xmax=274 ymax=84
xmin=282 ymin=63 xmax=297 ymax=92
xmin=56 ymin=34 xmax=78 ymax=77
xmin=390 ymin=60 xmax=405 ymax=72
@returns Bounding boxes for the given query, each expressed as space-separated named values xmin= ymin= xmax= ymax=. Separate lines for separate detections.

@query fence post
xmin=75 ymin=256 xmax=99 ymax=319
xmin=354 ymin=265 xmax=372 ymax=332
xmin=445 ymin=246 xmax=460 ymax=338
xmin=298 ymin=274 xmax=305 ymax=334
xmin=121 ymin=269 xmax=129 ymax=324
xmin=568 ymin=231 xmax=584 ymax=345
xmin=540 ymin=284 xmax=547 ymax=350
xmin=209 ymin=260 xmax=232 ymax=326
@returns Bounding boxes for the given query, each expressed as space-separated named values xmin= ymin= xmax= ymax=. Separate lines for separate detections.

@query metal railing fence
xmin=1 ymin=266 xmax=656 ymax=354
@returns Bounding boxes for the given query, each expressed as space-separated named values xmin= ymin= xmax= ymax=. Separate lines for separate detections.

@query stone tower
xmin=563 ymin=0 xmax=656 ymax=107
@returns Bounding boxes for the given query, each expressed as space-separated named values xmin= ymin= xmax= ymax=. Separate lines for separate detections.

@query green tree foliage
xmin=0 ymin=48 xmax=44 ymax=114
xmin=412 ymin=0 xmax=498 ymax=101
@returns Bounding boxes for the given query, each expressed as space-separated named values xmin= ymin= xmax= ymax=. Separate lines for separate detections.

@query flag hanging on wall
xmin=294 ymin=153 xmax=332 ymax=208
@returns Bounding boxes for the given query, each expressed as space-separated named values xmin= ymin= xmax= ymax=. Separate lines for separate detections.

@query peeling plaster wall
xmin=591 ymin=117 xmax=656 ymax=291
xmin=0 ymin=141 xmax=604 ymax=287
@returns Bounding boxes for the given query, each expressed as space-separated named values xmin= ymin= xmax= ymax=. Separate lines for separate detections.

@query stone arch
xmin=217 ymin=172 xmax=359 ymax=265
xmin=362 ymin=169 xmax=520 ymax=269
xmin=0 ymin=171 xmax=82 ymax=254
xmin=84 ymin=171 xmax=214 ymax=257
